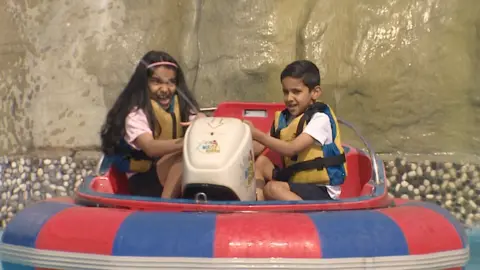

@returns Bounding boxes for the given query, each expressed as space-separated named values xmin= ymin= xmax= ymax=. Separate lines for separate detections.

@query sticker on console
xmin=197 ymin=140 xmax=220 ymax=153
xmin=242 ymin=150 xmax=255 ymax=186
xmin=247 ymin=150 xmax=255 ymax=186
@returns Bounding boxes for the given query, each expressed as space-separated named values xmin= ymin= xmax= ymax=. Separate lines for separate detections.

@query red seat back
xmin=262 ymin=146 xmax=373 ymax=199
xmin=108 ymin=166 xmax=130 ymax=195
xmin=213 ymin=101 xmax=373 ymax=199
xmin=99 ymin=102 xmax=373 ymax=198
xmin=337 ymin=146 xmax=373 ymax=198
xmin=97 ymin=102 xmax=287 ymax=195
xmin=91 ymin=166 xmax=130 ymax=195
xmin=214 ymin=101 xmax=285 ymax=166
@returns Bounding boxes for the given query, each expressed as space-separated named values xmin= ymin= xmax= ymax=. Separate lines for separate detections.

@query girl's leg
xmin=155 ymin=151 xmax=182 ymax=186
xmin=158 ymin=153 xmax=183 ymax=199
xmin=155 ymin=151 xmax=182 ymax=198
xmin=254 ymin=155 xmax=275 ymax=201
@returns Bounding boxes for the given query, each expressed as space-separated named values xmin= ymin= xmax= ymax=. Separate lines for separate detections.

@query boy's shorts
xmin=288 ymin=183 xmax=333 ymax=200
xmin=272 ymin=166 xmax=333 ymax=201
xmin=128 ymin=165 xmax=164 ymax=197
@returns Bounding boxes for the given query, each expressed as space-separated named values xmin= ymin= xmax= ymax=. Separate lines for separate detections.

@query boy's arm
xmin=254 ymin=132 xmax=314 ymax=158
xmin=251 ymin=119 xmax=274 ymax=157
xmin=251 ymin=112 xmax=330 ymax=158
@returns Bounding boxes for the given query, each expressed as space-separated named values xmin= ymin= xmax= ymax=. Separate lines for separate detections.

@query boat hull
xmin=0 ymin=198 xmax=470 ymax=270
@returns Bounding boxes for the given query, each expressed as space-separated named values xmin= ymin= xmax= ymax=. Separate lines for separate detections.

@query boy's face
xmin=281 ymin=76 xmax=321 ymax=117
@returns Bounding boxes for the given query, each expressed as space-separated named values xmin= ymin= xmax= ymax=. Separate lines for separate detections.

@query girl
xmin=100 ymin=50 xmax=204 ymax=198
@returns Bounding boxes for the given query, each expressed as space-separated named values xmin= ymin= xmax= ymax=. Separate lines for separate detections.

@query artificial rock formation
xmin=1 ymin=0 xmax=480 ymax=156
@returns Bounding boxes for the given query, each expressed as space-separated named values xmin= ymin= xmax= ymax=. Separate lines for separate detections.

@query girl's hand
xmin=188 ymin=111 xmax=207 ymax=121
xmin=182 ymin=112 xmax=207 ymax=127
xmin=196 ymin=112 xmax=207 ymax=118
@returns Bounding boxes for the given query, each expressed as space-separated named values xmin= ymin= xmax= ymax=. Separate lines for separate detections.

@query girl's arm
xmin=125 ymin=109 xmax=183 ymax=158
xmin=134 ymin=134 xmax=183 ymax=157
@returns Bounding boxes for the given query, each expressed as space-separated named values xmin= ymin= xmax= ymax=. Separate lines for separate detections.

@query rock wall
xmin=1 ymin=0 xmax=480 ymax=155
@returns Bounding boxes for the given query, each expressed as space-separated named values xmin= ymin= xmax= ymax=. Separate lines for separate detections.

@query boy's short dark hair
xmin=280 ymin=60 xmax=321 ymax=90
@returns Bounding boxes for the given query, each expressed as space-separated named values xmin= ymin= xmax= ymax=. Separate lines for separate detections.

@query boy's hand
xmin=243 ymin=119 xmax=255 ymax=130
xmin=243 ymin=120 xmax=262 ymax=139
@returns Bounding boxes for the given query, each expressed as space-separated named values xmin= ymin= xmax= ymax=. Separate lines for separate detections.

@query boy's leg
xmin=264 ymin=181 xmax=333 ymax=201
xmin=253 ymin=141 xmax=266 ymax=158
xmin=254 ymin=155 xmax=275 ymax=181
xmin=254 ymin=155 xmax=275 ymax=201
xmin=263 ymin=181 xmax=302 ymax=201
xmin=288 ymin=184 xmax=333 ymax=201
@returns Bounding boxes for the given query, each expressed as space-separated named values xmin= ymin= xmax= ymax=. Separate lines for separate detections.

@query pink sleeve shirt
xmin=124 ymin=109 xmax=152 ymax=150
xmin=124 ymin=108 xmax=198 ymax=149
xmin=124 ymin=108 xmax=197 ymax=178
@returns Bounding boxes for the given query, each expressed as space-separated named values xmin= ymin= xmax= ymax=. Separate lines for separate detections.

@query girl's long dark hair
xmin=100 ymin=50 xmax=200 ymax=155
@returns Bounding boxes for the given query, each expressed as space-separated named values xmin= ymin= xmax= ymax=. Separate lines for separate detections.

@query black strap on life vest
xmin=270 ymin=120 xmax=280 ymax=138
xmin=271 ymin=102 xmax=346 ymax=182
xmin=273 ymin=154 xmax=346 ymax=182
xmin=116 ymin=140 xmax=154 ymax=162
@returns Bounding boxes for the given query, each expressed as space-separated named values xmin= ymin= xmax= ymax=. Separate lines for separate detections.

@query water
xmin=468 ymin=228 xmax=480 ymax=269
xmin=0 ymin=229 xmax=479 ymax=269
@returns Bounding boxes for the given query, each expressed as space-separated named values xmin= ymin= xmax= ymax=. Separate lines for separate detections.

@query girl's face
xmin=148 ymin=66 xmax=177 ymax=110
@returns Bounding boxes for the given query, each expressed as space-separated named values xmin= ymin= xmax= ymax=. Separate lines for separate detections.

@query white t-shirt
xmin=302 ymin=112 xmax=342 ymax=199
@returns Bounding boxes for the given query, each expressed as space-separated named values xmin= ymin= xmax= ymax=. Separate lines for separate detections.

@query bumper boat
xmin=0 ymin=102 xmax=470 ymax=269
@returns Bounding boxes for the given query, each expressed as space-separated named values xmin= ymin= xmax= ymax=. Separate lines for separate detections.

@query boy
xmin=246 ymin=60 xmax=347 ymax=201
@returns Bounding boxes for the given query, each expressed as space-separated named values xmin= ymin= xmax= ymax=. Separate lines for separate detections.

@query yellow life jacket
xmin=116 ymin=95 xmax=183 ymax=173
xmin=271 ymin=102 xmax=347 ymax=185
xmin=151 ymin=95 xmax=183 ymax=140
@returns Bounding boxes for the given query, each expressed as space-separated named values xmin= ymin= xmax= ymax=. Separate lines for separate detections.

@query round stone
xmin=32 ymin=182 xmax=41 ymax=190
